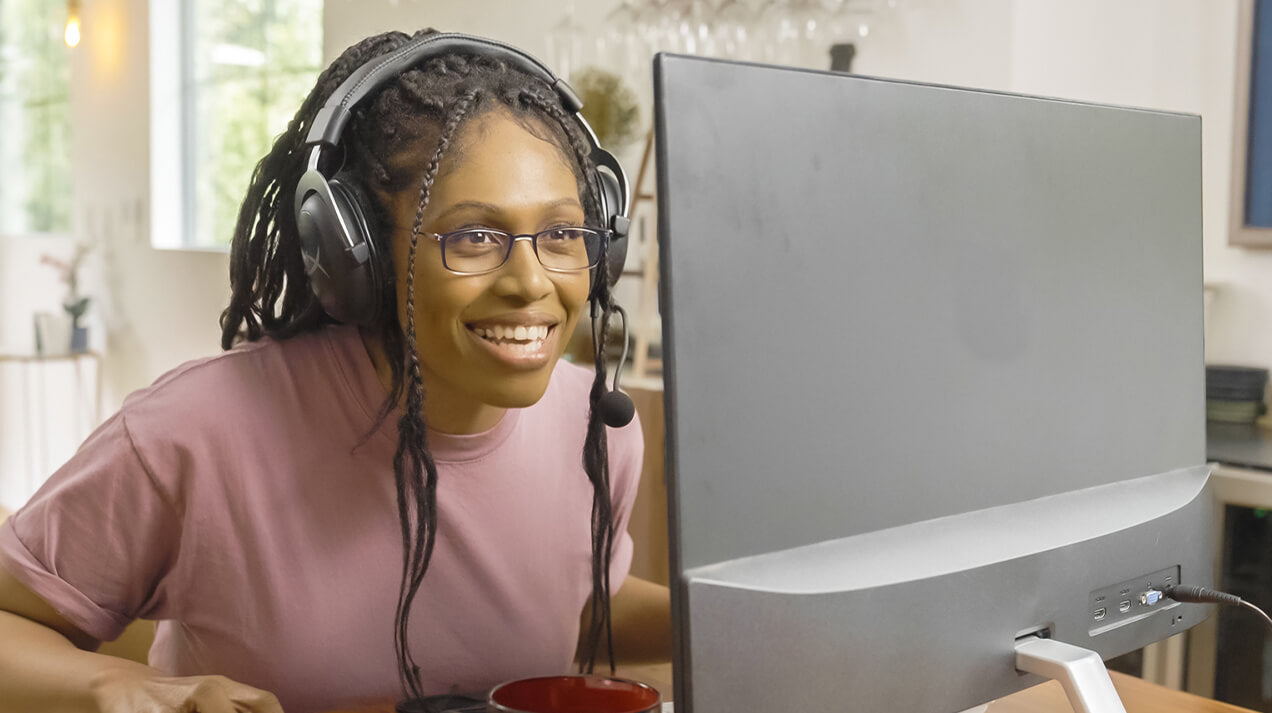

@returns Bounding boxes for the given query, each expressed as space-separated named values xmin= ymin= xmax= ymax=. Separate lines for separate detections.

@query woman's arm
xmin=610 ymin=575 xmax=673 ymax=664
xmin=580 ymin=575 xmax=673 ymax=666
xmin=0 ymin=562 xmax=284 ymax=713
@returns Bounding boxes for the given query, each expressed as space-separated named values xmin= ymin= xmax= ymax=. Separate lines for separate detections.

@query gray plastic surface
xmin=654 ymin=54 xmax=1208 ymax=713
xmin=682 ymin=466 xmax=1211 ymax=712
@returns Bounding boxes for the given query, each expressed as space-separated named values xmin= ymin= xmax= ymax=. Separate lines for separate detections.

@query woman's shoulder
xmin=543 ymin=359 xmax=644 ymax=442
xmin=118 ymin=326 xmax=362 ymax=432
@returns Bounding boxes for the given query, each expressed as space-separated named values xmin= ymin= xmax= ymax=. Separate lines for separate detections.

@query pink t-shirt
xmin=0 ymin=326 xmax=643 ymax=713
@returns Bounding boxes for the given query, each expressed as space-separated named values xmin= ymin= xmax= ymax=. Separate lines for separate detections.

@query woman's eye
xmin=543 ymin=227 xmax=580 ymax=241
xmin=463 ymin=230 xmax=502 ymax=245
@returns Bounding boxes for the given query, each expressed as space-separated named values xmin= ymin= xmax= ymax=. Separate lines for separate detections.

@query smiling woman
xmin=0 ymin=29 xmax=669 ymax=713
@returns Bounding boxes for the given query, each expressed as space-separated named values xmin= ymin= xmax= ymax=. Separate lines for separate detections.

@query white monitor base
xmin=1013 ymin=636 xmax=1128 ymax=713
xmin=957 ymin=637 xmax=1128 ymax=713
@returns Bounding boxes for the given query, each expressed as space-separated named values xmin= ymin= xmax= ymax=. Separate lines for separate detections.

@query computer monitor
xmin=653 ymin=54 xmax=1213 ymax=713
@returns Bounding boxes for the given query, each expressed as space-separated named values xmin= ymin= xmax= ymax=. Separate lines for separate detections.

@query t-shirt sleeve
xmin=606 ymin=408 xmax=644 ymax=587
xmin=0 ymin=410 xmax=179 ymax=642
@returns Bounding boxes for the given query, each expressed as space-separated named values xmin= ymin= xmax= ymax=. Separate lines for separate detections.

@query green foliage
xmin=64 ymin=296 xmax=90 ymax=323
xmin=189 ymin=0 xmax=323 ymax=247
xmin=572 ymin=66 xmax=642 ymax=152
xmin=0 ymin=0 xmax=72 ymax=234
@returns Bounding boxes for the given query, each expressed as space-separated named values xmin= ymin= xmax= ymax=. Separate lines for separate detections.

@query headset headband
xmin=308 ymin=33 xmax=580 ymax=155
xmin=303 ymin=32 xmax=628 ymax=237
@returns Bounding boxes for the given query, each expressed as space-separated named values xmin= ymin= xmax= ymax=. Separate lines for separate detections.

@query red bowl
xmin=487 ymin=675 xmax=661 ymax=713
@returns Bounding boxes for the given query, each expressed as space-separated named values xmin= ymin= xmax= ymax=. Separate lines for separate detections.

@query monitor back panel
xmin=654 ymin=54 xmax=1206 ymax=709
xmin=655 ymin=54 xmax=1203 ymax=572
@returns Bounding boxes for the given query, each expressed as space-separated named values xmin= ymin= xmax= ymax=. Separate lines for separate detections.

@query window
xmin=0 ymin=0 xmax=72 ymax=235
xmin=152 ymin=0 xmax=323 ymax=249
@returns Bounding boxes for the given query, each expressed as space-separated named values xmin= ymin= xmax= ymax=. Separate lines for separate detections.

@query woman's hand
xmin=91 ymin=667 xmax=286 ymax=713
xmin=0 ymin=563 xmax=285 ymax=713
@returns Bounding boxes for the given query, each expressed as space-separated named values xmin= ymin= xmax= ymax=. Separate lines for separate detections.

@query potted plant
xmin=40 ymin=241 xmax=93 ymax=354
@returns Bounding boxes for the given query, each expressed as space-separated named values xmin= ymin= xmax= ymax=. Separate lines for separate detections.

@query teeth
xmin=501 ymin=341 xmax=542 ymax=356
xmin=473 ymin=324 xmax=551 ymax=342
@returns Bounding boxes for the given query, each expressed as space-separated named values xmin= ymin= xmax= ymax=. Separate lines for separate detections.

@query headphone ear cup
xmin=295 ymin=171 xmax=382 ymax=325
xmin=594 ymin=169 xmax=628 ymax=299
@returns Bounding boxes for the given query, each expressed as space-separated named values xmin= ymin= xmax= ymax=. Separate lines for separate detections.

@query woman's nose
xmin=492 ymin=237 xmax=552 ymax=301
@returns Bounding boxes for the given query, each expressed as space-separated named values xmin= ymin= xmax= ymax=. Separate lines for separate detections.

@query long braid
xmin=391 ymin=90 xmax=481 ymax=700
xmin=582 ymin=297 xmax=619 ymax=675
xmin=392 ymin=229 xmax=432 ymax=701
xmin=517 ymin=88 xmax=620 ymax=673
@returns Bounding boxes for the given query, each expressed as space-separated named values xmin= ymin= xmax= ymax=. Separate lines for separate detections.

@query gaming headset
xmin=294 ymin=32 xmax=635 ymax=427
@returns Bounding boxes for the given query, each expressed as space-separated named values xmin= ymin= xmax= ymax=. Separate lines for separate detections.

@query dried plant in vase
xmin=40 ymin=241 xmax=93 ymax=352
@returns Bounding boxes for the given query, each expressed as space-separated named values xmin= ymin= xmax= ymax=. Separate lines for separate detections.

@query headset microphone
xmin=597 ymin=304 xmax=636 ymax=428
xmin=600 ymin=389 xmax=636 ymax=429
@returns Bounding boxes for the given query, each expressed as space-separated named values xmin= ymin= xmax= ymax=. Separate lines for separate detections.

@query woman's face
xmin=384 ymin=109 xmax=592 ymax=433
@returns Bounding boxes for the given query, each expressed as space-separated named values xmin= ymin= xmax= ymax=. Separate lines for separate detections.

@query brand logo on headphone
xmin=302 ymin=245 xmax=330 ymax=279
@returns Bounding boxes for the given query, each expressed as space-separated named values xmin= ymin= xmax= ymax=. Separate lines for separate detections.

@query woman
xmin=0 ymin=29 xmax=670 ymax=713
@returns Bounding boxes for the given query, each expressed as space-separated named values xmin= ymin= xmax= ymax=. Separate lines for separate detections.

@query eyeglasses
xmin=429 ymin=227 xmax=608 ymax=276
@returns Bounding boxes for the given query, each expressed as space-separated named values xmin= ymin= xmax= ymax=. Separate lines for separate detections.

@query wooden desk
xmin=321 ymin=667 xmax=1255 ymax=712
xmin=989 ymin=671 xmax=1254 ymax=712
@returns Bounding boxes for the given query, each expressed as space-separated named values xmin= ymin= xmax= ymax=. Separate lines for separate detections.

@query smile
xmin=471 ymin=324 xmax=551 ymax=344
xmin=467 ymin=322 xmax=557 ymax=364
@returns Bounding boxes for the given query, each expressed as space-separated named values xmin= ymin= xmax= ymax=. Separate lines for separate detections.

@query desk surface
xmin=321 ymin=667 xmax=1254 ymax=713
xmin=989 ymin=670 xmax=1253 ymax=712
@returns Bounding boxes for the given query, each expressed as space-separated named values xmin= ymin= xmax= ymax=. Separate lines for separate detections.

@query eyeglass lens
xmin=442 ymin=228 xmax=602 ymax=273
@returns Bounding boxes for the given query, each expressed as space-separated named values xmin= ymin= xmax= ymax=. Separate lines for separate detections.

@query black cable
xmin=1164 ymin=584 xmax=1272 ymax=632
xmin=1242 ymin=600 xmax=1272 ymax=631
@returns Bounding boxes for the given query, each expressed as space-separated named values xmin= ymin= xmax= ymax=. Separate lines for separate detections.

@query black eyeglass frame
xmin=427 ymin=227 xmax=611 ymax=276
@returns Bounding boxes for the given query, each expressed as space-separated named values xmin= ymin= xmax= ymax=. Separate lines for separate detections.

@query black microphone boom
xmin=595 ymin=304 xmax=636 ymax=428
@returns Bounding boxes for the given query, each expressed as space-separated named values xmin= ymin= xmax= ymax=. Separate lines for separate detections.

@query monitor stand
xmin=959 ymin=637 xmax=1128 ymax=713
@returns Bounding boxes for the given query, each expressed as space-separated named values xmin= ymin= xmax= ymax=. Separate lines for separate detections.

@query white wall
xmin=1193 ymin=5 xmax=1272 ymax=367
xmin=322 ymin=0 xmax=614 ymax=66
xmin=1004 ymin=1 xmax=1255 ymax=367
xmin=0 ymin=0 xmax=1265 ymax=505
xmin=73 ymin=0 xmax=231 ymax=412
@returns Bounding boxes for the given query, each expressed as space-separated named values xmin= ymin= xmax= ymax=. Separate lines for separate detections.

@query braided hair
xmin=219 ymin=29 xmax=625 ymax=700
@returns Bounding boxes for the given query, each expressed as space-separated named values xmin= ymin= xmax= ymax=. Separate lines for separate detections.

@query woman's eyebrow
xmin=432 ymin=198 xmax=584 ymax=223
